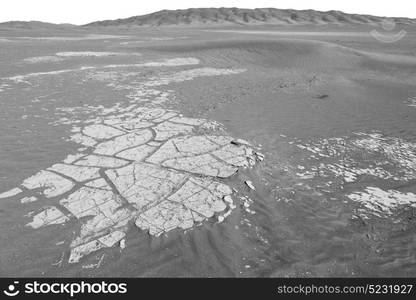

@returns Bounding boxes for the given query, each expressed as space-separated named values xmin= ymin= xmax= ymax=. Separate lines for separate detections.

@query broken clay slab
xmin=10 ymin=67 xmax=262 ymax=264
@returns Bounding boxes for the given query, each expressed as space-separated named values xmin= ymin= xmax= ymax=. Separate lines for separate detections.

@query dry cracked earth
xmin=0 ymin=51 xmax=263 ymax=268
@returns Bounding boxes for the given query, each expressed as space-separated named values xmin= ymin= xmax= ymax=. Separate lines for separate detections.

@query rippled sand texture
xmin=1 ymin=26 xmax=416 ymax=277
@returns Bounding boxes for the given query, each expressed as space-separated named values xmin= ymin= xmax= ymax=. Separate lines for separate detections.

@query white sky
xmin=1 ymin=0 xmax=415 ymax=25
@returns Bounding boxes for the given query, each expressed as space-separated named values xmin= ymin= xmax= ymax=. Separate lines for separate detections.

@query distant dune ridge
xmin=0 ymin=21 xmax=76 ymax=29
xmin=84 ymin=7 xmax=416 ymax=27
xmin=1 ymin=7 xmax=415 ymax=29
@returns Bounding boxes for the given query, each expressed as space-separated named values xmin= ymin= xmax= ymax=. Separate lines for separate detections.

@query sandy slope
xmin=0 ymin=26 xmax=416 ymax=277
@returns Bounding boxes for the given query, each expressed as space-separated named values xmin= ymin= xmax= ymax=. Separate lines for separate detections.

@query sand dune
xmin=85 ymin=7 xmax=416 ymax=27
xmin=146 ymin=38 xmax=416 ymax=75
xmin=0 ymin=21 xmax=75 ymax=30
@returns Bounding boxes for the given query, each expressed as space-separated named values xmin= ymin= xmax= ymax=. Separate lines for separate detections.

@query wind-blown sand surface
xmin=0 ymin=25 xmax=416 ymax=277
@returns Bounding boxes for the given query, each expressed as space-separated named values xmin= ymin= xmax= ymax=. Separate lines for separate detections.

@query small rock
xmin=120 ymin=239 xmax=126 ymax=249
xmin=245 ymin=180 xmax=256 ymax=191
xmin=223 ymin=195 xmax=233 ymax=205
xmin=231 ymin=139 xmax=251 ymax=146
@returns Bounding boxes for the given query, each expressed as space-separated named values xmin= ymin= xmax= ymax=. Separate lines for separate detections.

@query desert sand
xmin=0 ymin=17 xmax=416 ymax=277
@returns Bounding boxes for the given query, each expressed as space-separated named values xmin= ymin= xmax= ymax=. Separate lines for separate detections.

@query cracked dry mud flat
xmin=288 ymin=132 xmax=416 ymax=219
xmin=0 ymin=56 xmax=263 ymax=265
